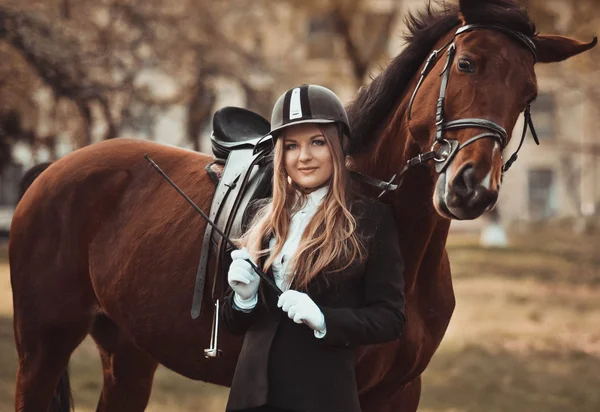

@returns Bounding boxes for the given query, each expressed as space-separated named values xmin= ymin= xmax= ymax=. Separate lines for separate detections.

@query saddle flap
xmin=212 ymin=151 xmax=273 ymax=301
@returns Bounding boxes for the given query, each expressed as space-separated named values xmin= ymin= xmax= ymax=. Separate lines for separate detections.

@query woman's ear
xmin=533 ymin=34 xmax=597 ymax=63
xmin=342 ymin=134 xmax=351 ymax=153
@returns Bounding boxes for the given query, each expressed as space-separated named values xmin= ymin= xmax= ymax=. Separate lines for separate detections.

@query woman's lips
xmin=298 ymin=167 xmax=317 ymax=174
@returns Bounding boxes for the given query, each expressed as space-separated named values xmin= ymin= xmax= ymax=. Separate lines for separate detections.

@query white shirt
xmin=233 ymin=186 xmax=329 ymax=338
xmin=269 ymin=185 xmax=329 ymax=291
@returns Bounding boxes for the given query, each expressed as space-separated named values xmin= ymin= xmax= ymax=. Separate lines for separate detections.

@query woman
xmin=221 ymin=84 xmax=406 ymax=412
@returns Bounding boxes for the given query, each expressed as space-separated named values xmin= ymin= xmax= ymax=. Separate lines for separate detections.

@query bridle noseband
xmin=368 ymin=24 xmax=540 ymax=198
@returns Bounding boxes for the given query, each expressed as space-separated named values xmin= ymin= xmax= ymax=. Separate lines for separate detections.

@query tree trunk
xmin=76 ymin=101 xmax=92 ymax=148
xmin=187 ymin=78 xmax=216 ymax=152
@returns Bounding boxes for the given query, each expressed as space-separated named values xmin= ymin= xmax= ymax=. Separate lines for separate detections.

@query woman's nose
xmin=299 ymin=145 xmax=313 ymax=161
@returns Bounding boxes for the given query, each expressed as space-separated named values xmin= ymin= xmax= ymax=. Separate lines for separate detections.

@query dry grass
xmin=1 ymin=224 xmax=599 ymax=411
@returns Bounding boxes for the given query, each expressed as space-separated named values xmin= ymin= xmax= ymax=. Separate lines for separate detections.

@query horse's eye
xmin=457 ymin=59 xmax=475 ymax=73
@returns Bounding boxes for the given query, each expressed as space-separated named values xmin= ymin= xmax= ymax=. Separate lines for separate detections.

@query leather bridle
xmin=361 ymin=24 xmax=541 ymax=198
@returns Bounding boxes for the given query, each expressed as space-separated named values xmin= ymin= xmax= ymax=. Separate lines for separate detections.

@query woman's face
xmin=283 ymin=123 xmax=333 ymax=192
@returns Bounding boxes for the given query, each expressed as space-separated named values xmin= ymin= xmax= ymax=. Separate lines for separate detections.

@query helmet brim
xmin=269 ymin=118 xmax=338 ymax=139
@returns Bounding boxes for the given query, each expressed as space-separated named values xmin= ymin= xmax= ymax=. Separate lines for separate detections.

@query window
xmin=527 ymin=168 xmax=556 ymax=220
xmin=530 ymin=92 xmax=555 ymax=140
xmin=307 ymin=13 xmax=336 ymax=60
xmin=0 ymin=162 xmax=24 ymax=206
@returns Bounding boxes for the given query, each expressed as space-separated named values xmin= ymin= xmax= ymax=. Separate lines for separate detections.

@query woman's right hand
xmin=228 ymin=247 xmax=260 ymax=301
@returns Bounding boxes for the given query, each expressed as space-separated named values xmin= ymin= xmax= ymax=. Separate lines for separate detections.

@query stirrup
xmin=204 ymin=299 xmax=223 ymax=358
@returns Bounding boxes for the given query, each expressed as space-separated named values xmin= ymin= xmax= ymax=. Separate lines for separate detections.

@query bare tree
xmin=524 ymin=0 xmax=599 ymax=100
xmin=284 ymin=0 xmax=400 ymax=88
xmin=0 ymin=0 xmax=403 ymax=164
xmin=0 ymin=7 xmax=117 ymax=145
xmin=0 ymin=0 xmax=277 ymax=157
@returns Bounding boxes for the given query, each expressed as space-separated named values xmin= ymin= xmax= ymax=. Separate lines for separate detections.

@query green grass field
xmin=1 ymin=224 xmax=599 ymax=411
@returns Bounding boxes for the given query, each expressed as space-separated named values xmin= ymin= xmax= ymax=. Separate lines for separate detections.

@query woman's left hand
xmin=277 ymin=290 xmax=326 ymax=332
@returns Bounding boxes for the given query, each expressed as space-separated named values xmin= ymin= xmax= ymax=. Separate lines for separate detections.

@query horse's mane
xmin=346 ymin=0 xmax=537 ymax=154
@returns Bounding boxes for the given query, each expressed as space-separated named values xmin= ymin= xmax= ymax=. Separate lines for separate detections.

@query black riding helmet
xmin=269 ymin=84 xmax=351 ymax=151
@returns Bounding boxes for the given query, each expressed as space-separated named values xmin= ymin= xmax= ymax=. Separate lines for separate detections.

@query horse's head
xmin=406 ymin=0 xmax=597 ymax=220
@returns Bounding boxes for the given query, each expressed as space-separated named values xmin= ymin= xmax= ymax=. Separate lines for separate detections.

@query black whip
xmin=144 ymin=153 xmax=283 ymax=297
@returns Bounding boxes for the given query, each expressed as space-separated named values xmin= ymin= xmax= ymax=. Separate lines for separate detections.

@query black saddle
xmin=192 ymin=106 xmax=274 ymax=319
xmin=211 ymin=107 xmax=272 ymax=160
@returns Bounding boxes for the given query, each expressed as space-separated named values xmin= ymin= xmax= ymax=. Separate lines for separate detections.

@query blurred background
xmin=0 ymin=0 xmax=599 ymax=411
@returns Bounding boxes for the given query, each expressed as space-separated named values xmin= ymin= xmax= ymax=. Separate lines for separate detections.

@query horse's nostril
xmin=444 ymin=163 xmax=501 ymax=219
xmin=462 ymin=166 xmax=478 ymax=190
xmin=453 ymin=164 xmax=476 ymax=195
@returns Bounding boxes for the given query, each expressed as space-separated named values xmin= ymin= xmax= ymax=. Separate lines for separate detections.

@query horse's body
xmin=8 ymin=133 xmax=443 ymax=412
xmin=10 ymin=1 xmax=596 ymax=411
xmin=10 ymin=141 xmax=244 ymax=409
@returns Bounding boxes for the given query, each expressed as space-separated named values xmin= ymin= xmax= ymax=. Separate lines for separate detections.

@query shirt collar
xmin=301 ymin=185 xmax=329 ymax=209
xmin=304 ymin=185 xmax=329 ymax=209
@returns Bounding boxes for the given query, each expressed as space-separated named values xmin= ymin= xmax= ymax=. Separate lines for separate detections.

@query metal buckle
xmin=431 ymin=139 xmax=452 ymax=162
xmin=378 ymin=174 xmax=398 ymax=199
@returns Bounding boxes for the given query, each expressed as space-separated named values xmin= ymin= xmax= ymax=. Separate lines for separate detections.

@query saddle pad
xmin=205 ymin=161 xmax=225 ymax=186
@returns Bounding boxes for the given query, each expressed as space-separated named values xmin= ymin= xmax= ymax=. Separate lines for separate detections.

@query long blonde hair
xmin=236 ymin=123 xmax=367 ymax=290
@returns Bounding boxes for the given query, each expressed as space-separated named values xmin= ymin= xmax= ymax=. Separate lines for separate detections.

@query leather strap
xmin=403 ymin=23 xmax=539 ymax=184
xmin=502 ymin=105 xmax=539 ymax=174
xmin=349 ymin=170 xmax=399 ymax=192
xmin=456 ymin=24 xmax=537 ymax=62
xmin=191 ymin=148 xmax=258 ymax=319
xmin=211 ymin=150 xmax=266 ymax=302
xmin=443 ymin=119 xmax=507 ymax=147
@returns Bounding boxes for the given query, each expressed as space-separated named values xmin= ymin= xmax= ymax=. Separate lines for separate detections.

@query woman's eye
xmin=285 ymin=144 xmax=297 ymax=150
xmin=312 ymin=139 xmax=325 ymax=146
xmin=457 ymin=59 xmax=475 ymax=73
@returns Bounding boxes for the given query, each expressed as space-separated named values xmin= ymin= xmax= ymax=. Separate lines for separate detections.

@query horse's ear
xmin=458 ymin=0 xmax=484 ymax=21
xmin=533 ymin=34 xmax=597 ymax=63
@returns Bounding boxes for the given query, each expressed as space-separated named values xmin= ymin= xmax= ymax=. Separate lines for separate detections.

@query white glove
xmin=228 ymin=247 xmax=260 ymax=303
xmin=277 ymin=290 xmax=326 ymax=333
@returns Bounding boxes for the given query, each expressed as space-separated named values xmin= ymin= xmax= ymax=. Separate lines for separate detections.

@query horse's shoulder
xmin=351 ymin=195 xmax=395 ymax=227
xmin=351 ymin=194 xmax=391 ymax=212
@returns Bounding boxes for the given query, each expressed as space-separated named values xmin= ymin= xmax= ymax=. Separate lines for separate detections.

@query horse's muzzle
xmin=436 ymin=164 xmax=499 ymax=220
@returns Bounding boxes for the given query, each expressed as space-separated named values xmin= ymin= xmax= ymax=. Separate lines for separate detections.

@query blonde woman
xmin=221 ymin=85 xmax=406 ymax=412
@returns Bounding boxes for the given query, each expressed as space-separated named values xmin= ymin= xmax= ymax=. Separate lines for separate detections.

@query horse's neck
xmin=392 ymin=168 xmax=451 ymax=292
xmin=352 ymin=114 xmax=451 ymax=291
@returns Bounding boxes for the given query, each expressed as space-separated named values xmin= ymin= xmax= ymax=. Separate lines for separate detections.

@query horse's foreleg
xmin=360 ymin=375 xmax=422 ymax=412
xmin=90 ymin=314 xmax=158 ymax=412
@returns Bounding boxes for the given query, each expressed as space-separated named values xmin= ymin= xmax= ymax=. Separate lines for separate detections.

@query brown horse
xmin=9 ymin=0 xmax=596 ymax=411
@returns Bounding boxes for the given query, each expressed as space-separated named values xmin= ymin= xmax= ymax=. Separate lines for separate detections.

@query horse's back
xmin=9 ymin=138 xmax=217 ymax=332
xmin=14 ymin=138 xmax=214 ymax=219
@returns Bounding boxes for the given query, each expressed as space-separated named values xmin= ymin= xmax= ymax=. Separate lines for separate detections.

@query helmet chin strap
xmin=299 ymin=179 xmax=331 ymax=193
xmin=338 ymin=122 xmax=350 ymax=155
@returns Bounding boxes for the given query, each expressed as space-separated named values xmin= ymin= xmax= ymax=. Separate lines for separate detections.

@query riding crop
xmin=144 ymin=154 xmax=283 ymax=299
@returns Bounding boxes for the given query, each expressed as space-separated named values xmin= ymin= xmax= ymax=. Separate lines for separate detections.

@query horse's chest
xmin=356 ymin=272 xmax=456 ymax=388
